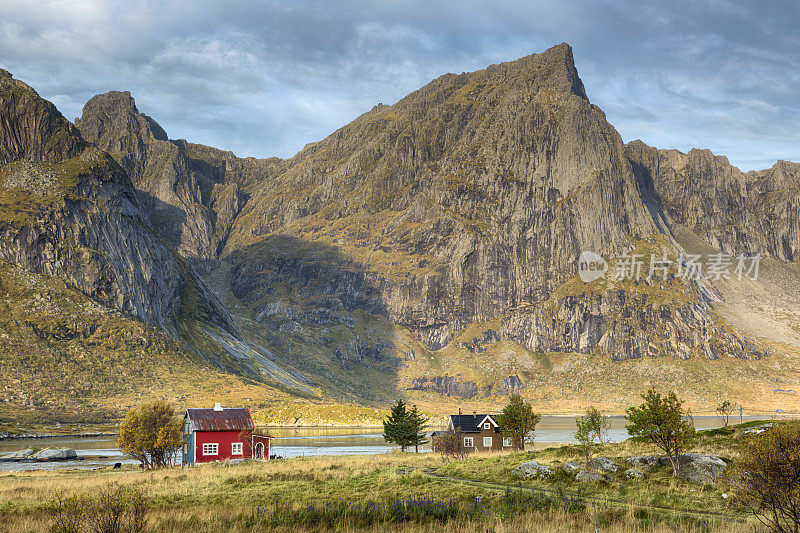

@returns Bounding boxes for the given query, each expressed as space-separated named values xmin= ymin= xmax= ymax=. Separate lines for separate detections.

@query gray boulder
xmin=576 ymin=471 xmax=613 ymax=483
xmin=589 ymin=456 xmax=621 ymax=473
xmin=511 ymin=461 xmax=554 ymax=479
xmin=677 ymin=454 xmax=727 ymax=484
xmin=32 ymin=448 xmax=78 ymax=461
xmin=562 ymin=462 xmax=582 ymax=475
xmin=12 ymin=448 xmax=35 ymax=458
xmin=626 ymin=455 xmax=670 ymax=471
xmin=741 ymin=424 xmax=772 ymax=435
xmin=624 ymin=468 xmax=646 ymax=480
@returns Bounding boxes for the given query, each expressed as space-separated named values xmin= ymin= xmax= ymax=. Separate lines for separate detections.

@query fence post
xmin=739 ymin=406 xmax=743 ymax=424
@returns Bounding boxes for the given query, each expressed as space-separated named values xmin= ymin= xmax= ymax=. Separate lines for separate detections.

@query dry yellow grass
xmin=0 ymin=440 xmax=766 ymax=532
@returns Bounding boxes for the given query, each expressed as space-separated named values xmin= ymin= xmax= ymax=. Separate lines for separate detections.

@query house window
xmin=484 ymin=423 xmax=491 ymax=429
xmin=503 ymin=437 xmax=513 ymax=447
xmin=231 ymin=442 xmax=243 ymax=455
xmin=464 ymin=437 xmax=474 ymax=448
xmin=202 ymin=443 xmax=218 ymax=455
xmin=483 ymin=436 xmax=493 ymax=448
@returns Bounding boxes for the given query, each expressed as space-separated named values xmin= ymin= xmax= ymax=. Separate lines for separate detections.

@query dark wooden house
xmin=433 ymin=412 xmax=512 ymax=453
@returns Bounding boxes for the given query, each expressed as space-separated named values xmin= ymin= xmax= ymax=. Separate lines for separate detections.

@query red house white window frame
xmin=231 ymin=442 xmax=243 ymax=455
xmin=202 ymin=443 xmax=219 ymax=456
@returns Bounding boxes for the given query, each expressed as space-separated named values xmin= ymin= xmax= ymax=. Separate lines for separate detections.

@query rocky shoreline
xmin=0 ymin=448 xmax=82 ymax=463
xmin=0 ymin=432 xmax=117 ymax=441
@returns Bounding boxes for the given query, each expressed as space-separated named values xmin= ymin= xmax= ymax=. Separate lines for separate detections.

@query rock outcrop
xmin=511 ymin=460 xmax=554 ymax=479
xmin=32 ymin=448 xmax=78 ymax=461
xmin=626 ymin=455 xmax=670 ymax=471
xmin=575 ymin=471 xmax=612 ymax=483
xmin=624 ymin=469 xmax=646 ymax=480
xmin=589 ymin=456 xmax=622 ymax=474
xmin=677 ymin=453 xmax=727 ymax=485
xmin=408 ymin=375 xmax=480 ymax=398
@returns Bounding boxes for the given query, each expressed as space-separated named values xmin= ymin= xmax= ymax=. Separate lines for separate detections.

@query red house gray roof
xmin=185 ymin=408 xmax=254 ymax=432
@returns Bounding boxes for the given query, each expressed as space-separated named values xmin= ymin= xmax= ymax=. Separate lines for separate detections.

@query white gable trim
xmin=477 ymin=415 xmax=498 ymax=428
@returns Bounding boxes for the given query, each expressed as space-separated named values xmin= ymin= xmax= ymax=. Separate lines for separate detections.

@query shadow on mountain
xmin=629 ymin=159 xmax=671 ymax=236
xmin=225 ymin=234 xmax=398 ymax=404
xmin=136 ymin=191 xmax=188 ymax=246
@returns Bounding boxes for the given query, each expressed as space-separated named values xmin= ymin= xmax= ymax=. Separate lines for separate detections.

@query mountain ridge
xmin=2 ymin=43 xmax=800 ymax=419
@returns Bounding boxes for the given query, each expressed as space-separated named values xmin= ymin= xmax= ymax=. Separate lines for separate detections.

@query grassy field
xmin=0 ymin=421 xmax=781 ymax=532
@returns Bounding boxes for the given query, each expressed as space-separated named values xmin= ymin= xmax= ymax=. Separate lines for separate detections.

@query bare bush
xmin=50 ymin=485 xmax=148 ymax=533
xmin=728 ymin=423 xmax=800 ymax=532
xmin=435 ymin=427 xmax=467 ymax=459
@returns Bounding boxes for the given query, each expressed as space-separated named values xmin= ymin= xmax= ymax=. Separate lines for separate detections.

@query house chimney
xmin=214 ymin=403 xmax=223 ymax=411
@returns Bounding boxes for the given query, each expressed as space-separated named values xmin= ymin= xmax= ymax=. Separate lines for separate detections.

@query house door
xmin=254 ymin=442 xmax=264 ymax=460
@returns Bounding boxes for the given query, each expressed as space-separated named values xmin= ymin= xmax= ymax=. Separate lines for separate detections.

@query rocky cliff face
xmin=0 ymin=69 xmax=86 ymax=164
xmin=225 ymin=44 xmax=661 ymax=352
xmin=75 ymin=93 xmax=283 ymax=264
xmin=217 ymin=44 xmax=765 ymax=368
xmin=626 ymin=139 xmax=800 ymax=261
xmin=0 ymin=69 xmax=234 ymax=332
xmin=13 ymin=42 xmax=794 ymax=406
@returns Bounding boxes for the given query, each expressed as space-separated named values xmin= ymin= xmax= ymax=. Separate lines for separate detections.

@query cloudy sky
xmin=1 ymin=0 xmax=797 ymax=170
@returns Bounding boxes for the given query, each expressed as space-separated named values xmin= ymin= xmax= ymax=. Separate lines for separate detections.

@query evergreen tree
xmin=408 ymin=405 xmax=429 ymax=453
xmin=382 ymin=399 xmax=414 ymax=451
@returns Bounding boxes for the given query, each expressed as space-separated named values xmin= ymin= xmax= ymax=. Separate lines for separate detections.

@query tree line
xmin=381 ymin=400 xmax=429 ymax=452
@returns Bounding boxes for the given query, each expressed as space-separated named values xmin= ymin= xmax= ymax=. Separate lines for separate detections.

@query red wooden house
xmin=182 ymin=404 xmax=273 ymax=465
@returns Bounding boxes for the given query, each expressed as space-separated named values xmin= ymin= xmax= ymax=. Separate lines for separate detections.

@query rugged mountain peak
xmin=401 ymin=42 xmax=588 ymax=113
xmin=510 ymin=42 xmax=587 ymax=100
xmin=0 ymin=71 xmax=86 ymax=164
xmin=224 ymin=41 xmax=661 ymax=358
xmin=626 ymin=139 xmax=799 ymax=262
xmin=75 ymin=89 xmax=285 ymax=263
xmin=77 ymin=90 xmax=168 ymax=144
xmin=0 ymin=72 xmax=243 ymax=345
